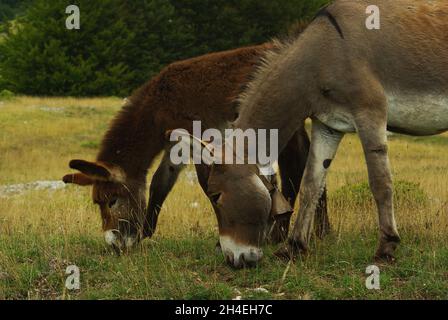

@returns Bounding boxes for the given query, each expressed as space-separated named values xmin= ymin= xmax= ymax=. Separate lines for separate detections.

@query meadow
xmin=0 ymin=97 xmax=447 ymax=300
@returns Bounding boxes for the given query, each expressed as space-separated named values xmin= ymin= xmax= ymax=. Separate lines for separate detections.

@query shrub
xmin=0 ymin=89 xmax=15 ymax=100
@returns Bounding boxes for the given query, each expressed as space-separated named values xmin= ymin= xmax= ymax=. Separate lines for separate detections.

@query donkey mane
xmin=235 ymin=22 xmax=310 ymax=118
xmin=236 ymin=41 xmax=299 ymax=121
xmin=97 ymin=79 xmax=159 ymax=179
xmin=236 ymin=9 xmax=342 ymax=117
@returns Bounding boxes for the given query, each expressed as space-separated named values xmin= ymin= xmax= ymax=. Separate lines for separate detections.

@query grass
xmin=0 ymin=97 xmax=447 ymax=300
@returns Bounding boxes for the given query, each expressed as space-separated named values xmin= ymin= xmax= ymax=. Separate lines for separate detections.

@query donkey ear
xmin=62 ymin=173 xmax=94 ymax=186
xmin=270 ymin=189 xmax=293 ymax=219
xmin=68 ymin=159 xmax=126 ymax=183
xmin=69 ymin=160 xmax=111 ymax=181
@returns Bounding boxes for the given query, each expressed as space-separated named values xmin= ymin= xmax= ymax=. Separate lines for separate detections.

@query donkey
xmin=202 ymin=0 xmax=448 ymax=267
xmin=63 ymin=43 xmax=329 ymax=255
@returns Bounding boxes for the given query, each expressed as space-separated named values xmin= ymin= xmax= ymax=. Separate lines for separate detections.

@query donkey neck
xmin=234 ymin=40 xmax=310 ymax=153
xmin=97 ymin=84 xmax=164 ymax=180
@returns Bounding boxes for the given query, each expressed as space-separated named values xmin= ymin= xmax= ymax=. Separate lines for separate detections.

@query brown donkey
xmin=63 ymin=43 xmax=329 ymax=255
xmin=204 ymin=0 xmax=448 ymax=267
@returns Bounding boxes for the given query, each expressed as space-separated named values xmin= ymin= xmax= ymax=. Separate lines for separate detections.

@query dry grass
xmin=0 ymin=97 xmax=447 ymax=300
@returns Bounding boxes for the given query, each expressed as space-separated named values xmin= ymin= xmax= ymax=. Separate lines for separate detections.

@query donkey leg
xmin=194 ymin=163 xmax=210 ymax=193
xmin=273 ymin=130 xmax=305 ymax=243
xmin=276 ymin=121 xmax=343 ymax=259
xmin=278 ymin=130 xmax=308 ymax=206
xmin=279 ymin=128 xmax=331 ymax=239
xmin=194 ymin=163 xmax=222 ymax=253
xmin=356 ymin=119 xmax=400 ymax=262
xmin=314 ymin=189 xmax=330 ymax=238
xmin=144 ymin=152 xmax=184 ymax=238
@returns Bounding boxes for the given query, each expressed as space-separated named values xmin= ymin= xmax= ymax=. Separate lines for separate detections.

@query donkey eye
xmin=209 ymin=193 xmax=222 ymax=205
xmin=108 ymin=199 xmax=118 ymax=208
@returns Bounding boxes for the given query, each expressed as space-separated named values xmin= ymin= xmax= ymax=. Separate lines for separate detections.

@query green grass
xmin=0 ymin=97 xmax=447 ymax=300
xmin=390 ymin=133 xmax=448 ymax=146
xmin=2 ymin=225 xmax=447 ymax=300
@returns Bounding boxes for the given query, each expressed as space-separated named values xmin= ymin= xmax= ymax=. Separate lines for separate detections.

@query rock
xmin=0 ymin=180 xmax=66 ymax=198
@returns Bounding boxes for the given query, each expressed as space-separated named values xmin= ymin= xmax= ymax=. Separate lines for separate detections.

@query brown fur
xmin=97 ymin=44 xmax=272 ymax=178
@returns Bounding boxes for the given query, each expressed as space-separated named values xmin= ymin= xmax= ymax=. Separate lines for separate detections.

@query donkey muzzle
xmin=220 ymin=236 xmax=263 ymax=269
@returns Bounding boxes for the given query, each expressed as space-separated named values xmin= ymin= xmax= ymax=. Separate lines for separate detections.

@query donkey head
xmin=207 ymin=163 xmax=292 ymax=268
xmin=63 ymin=160 xmax=146 ymax=252
xmin=169 ymin=129 xmax=293 ymax=268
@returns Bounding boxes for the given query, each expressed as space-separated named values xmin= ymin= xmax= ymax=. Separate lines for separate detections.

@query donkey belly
xmin=386 ymin=93 xmax=448 ymax=136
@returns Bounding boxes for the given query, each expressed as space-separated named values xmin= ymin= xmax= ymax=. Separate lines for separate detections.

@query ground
xmin=0 ymin=97 xmax=447 ymax=300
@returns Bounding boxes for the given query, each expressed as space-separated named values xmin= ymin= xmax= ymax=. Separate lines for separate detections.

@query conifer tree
xmin=0 ymin=0 xmax=330 ymax=96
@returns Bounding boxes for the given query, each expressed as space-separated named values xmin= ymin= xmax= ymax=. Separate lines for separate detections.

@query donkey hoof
xmin=375 ymin=235 xmax=400 ymax=263
xmin=315 ymin=226 xmax=332 ymax=240
xmin=274 ymin=240 xmax=307 ymax=261
xmin=274 ymin=245 xmax=294 ymax=261
xmin=374 ymin=253 xmax=397 ymax=264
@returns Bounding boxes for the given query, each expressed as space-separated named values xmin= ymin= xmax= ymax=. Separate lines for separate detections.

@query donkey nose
xmin=104 ymin=230 xmax=139 ymax=253
xmin=224 ymin=249 xmax=263 ymax=269
xmin=220 ymin=236 xmax=263 ymax=269
xmin=104 ymin=230 xmax=121 ymax=247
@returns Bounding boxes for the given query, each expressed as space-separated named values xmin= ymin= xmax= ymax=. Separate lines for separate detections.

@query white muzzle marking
xmin=220 ymin=236 xmax=263 ymax=268
xmin=105 ymin=230 xmax=137 ymax=250
xmin=104 ymin=230 xmax=119 ymax=247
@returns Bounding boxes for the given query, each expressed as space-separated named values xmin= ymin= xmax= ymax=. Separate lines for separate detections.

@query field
xmin=0 ymin=97 xmax=447 ymax=300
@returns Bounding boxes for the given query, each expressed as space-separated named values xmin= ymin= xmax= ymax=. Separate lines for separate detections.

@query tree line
xmin=0 ymin=0 xmax=329 ymax=97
